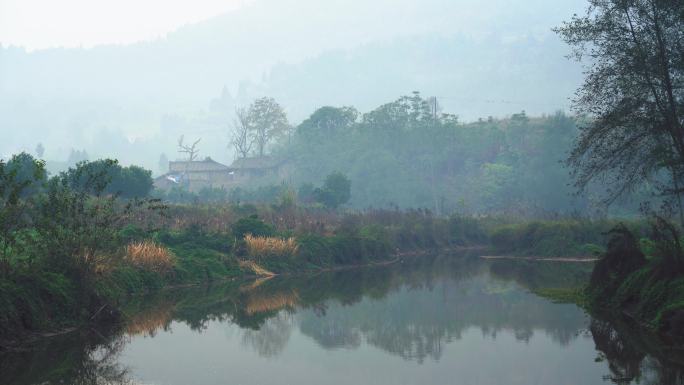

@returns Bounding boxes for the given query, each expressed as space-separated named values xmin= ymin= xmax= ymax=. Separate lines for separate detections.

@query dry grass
xmin=125 ymin=241 xmax=175 ymax=273
xmin=245 ymin=290 xmax=300 ymax=315
xmin=244 ymin=234 xmax=298 ymax=259
xmin=125 ymin=302 xmax=174 ymax=337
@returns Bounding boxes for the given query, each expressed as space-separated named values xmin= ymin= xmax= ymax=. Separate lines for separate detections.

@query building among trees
xmin=153 ymin=156 xmax=286 ymax=192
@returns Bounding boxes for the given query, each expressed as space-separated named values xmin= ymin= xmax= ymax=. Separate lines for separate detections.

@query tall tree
xmin=247 ymin=97 xmax=289 ymax=156
xmin=555 ymin=0 xmax=684 ymax=212
xmin=231 ymin=107 xmax=255 ymax=159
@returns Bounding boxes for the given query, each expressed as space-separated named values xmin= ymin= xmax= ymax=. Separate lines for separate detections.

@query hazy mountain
xmin=0 ymin=0 xmax=586 ymax=171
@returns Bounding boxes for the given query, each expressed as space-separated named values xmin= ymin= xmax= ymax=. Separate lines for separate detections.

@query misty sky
xmin=0 ymin=0 xmax=589 ymax=170
xmin=0 ymin=0 xmax=586 ymax=50
xmin=0 ymin=0 xmax=246 ymax=49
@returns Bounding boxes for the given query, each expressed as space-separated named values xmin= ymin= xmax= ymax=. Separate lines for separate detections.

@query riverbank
xmin=0 ymin=192 xmax=652 ymax=346
xmin=584 ymin=226 xmax=684 ymax=339
xmin=0 ymin=207 xmax=493 ymax=346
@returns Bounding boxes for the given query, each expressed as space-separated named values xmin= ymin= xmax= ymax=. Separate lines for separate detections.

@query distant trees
xmin=555 ymin=0 xmax=684 ymax=213
xmin=314 ymin=172 xmax=352 ymax=209
xmin=247 ymin=97 xmax=289 ymax=157
xmin=230 ymin=97 xmax=289 ymax=158
xmin=4 ymin=153 xmax=48 ymax=198
xmin=65 ymin=160 xmax=153 ymax=199
xmin=67 ymin=149 xmax=89 ymax=167
xmin=232 ymin=107 xmax=255 ymax=159
xmin=280 ymin=92 xmax=584 ymax=214
xmin=297 ymin=106 xmax=358 ymax=141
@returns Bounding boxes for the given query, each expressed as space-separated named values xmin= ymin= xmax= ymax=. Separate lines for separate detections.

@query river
xmin=2 ymin=255 xmax=682 ymax=385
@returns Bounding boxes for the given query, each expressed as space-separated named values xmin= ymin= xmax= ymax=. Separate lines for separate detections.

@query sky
xmin=0 ymin=0 xmax=250 ymax=50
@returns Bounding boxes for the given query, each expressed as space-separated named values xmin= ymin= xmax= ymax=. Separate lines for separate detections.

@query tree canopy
xmin=555 ymin=0 xmax=684 ymax=210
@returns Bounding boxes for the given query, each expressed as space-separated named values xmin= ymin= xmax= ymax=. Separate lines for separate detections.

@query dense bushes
xmin=587 ymin=223 xmax=684 ymax=338
xmin=296 ymin=226 xmax=392 ymax=267
xmin=489 ymin=220 xmax=616 ymax=257
xmin=231 ymin=215 xmax=276 ymax=239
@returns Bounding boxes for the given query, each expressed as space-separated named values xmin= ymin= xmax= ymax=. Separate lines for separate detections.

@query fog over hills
xmin=0 ymin=0 xmax=586 ymax=172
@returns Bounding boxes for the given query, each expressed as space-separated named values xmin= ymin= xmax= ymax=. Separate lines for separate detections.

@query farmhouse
xmin=153 ymin=156 xmax=286 ymax=192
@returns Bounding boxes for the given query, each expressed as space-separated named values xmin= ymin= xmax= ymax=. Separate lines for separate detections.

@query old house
xmin=229 ymin=156 xmax=284 ymax=179
xmin=154 ymin=156 xmax=287 ymax=192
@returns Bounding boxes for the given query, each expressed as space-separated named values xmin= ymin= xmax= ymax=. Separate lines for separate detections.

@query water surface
xmin=2 ymin=256 xmax=682 ymax=385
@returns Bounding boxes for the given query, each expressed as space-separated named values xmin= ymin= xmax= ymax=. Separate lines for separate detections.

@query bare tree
xmin=177 ymin=135 xmax=201 ymax=161
xmin=231 ymin=107 xmax=254 ymax=159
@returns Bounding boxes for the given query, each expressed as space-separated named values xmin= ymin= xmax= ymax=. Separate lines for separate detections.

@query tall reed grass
xmin=244 ymin=234 xmax=298 ymax=259
xmin=125 ymin=240 xmax=175 ymax=273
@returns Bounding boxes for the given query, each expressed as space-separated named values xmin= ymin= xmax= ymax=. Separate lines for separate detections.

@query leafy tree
xmin=314 ymin=172 xmax=351 ymax=209
xmin=478 ymin=163 xmax=516 ymax=212
xmin=232 ymin=215 xmax=275 ymax=239
xmin=555 ymin=0 xmax=684 ymax=212
xmin=4 ymin=152 xmax=47 ymax=198
xmin=247 ymin=97 xmax=289 ymax=156
xmin=0 ymin=154 xmax=45 ymax=272
xmin=65 ymin=160 xmax=153 ymax=199
xmin=297 ymin=106 xmax=358 ymax=142
xmin=114 ymin=165 xmax=154 ymax=199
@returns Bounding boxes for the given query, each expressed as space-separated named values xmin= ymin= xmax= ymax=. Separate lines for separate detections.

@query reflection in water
xmin=241 ymin=312 xmax=294 ymax=357
xmin=590 ymin=317 xmax=684 ymax=384
xmin=0 ymin=329 xmax=132 ymax=385
xmin=2 ymin=255 xmax=683 ymax=385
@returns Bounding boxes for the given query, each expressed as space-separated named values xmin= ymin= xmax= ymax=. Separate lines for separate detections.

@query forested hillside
xmin=261 ymin=93 xmax=640 ymax=215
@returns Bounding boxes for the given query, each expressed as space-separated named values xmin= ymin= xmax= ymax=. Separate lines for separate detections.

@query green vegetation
xmin=0 ymin=151 xmax=672 ymax=346
xmin=586 ymin=223 xmax=684 ymax=338
xmin=487 ymin=219 xmax=648 ymax=257
xmin=551 ymin=0 xmax=684 ymax=340
xmin=0 ymin=153 xmax=495 ymax=342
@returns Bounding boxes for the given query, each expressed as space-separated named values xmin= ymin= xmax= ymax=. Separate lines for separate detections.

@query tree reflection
xmin=241 ymin=312 xmax=294 ymax=357
xmin=1 ymin=328 xmax=133 ymax=385
xmin=590 ymin=317 xmax=684 ymax=384
xmin=5 ymin=256 xmax=684 ymax=384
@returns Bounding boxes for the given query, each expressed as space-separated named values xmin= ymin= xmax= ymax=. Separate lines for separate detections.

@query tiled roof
xmin=169 ymin=157 xmax=231 ymax=172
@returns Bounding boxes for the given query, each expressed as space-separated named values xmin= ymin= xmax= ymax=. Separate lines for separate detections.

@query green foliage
xmin=313 ymin=172 xmax=351 ymax=209
xmin=587 ymin=222 xmax=684 ymax=337
xmin=0 ymin=153 xmax=47 ymax=270
xmin=555 ymin=0 xmax=684 ymax=207
xmin=64 ymin=159 xmax=153 ymax=199
xmin=534 ymin=287 xmax=587 ymax=306
xmin=295 ymin=225 xmax=392 ymax=267
xmin=282 ymin=94 xmax=589 ymax=214
xmin=4 ymin=152 xmax=47 ymax=197
xmin=245 ymin=97 xmax=290 ymax=156
xmin=489 ymin=220 xmax=616 ymax=257
xmin=231 ymin=215 xmax=275 ymax=239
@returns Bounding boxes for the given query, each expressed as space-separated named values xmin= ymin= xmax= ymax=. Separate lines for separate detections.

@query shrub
xmin=244 ymin=235 xmax=298 ymax=260
xmin=232 ymin=215 xmax=275 ymax=240
xmin=125 ymin=241 xmax=175 ymax=273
